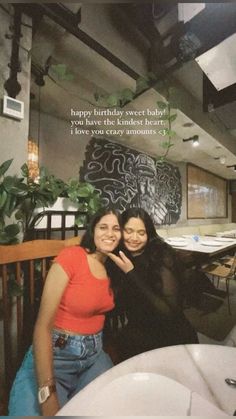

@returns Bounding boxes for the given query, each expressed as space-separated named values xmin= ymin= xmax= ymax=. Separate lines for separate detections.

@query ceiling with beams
xmin=16 ymin=2 xmax=236 ymax=179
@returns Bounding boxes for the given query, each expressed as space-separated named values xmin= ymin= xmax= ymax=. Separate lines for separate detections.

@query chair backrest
xmin=27 ymin=210 xmax=88 ymax=240
xmin=229 ymin=253 xmax=236 ymax=276
xmin=0 ymin=237 xmax=81 ymax=390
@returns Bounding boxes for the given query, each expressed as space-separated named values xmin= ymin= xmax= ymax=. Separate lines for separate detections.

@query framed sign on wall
xmin=187 ymin=164 xmax=227 ymax=219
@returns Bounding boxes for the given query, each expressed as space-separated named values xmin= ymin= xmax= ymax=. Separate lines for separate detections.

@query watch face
xmin=38 ymin=386 xmax=50 ymax=404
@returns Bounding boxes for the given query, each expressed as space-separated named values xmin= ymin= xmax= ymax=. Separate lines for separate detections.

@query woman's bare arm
xmin=33 ymin=263 xmax=69 ymax=416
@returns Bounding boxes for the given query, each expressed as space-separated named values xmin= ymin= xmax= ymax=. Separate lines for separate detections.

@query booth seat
xmin=198 ymin=223 xmax=236 ymax=236
xmin=221 ymin=223 xmax=236 ymax=231
xmin=198 ymin=224 xmax=225 ymax=236
xmin=166 ymin=226 xmax=201 ymax=237
xmin=157 ymin=225 xmax=200 ymax=238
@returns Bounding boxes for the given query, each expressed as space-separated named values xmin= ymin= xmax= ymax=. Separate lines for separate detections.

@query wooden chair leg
xmin=225 ymin=278 xmax=231 ymax=315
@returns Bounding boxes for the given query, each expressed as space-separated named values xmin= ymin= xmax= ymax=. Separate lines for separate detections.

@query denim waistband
xmin=51 ymin=329 xmax=103 ymax=351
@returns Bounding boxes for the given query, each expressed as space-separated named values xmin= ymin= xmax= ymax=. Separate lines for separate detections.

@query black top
xmin=107 ymin=239 xmax=198 ymax=360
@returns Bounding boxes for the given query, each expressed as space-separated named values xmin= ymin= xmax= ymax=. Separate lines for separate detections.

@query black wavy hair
xmin=120 ymin=207 xmax=177 ymax=269
xmin=80 ymin=207 xmax=121 ymax=253
xmin=106 ymin=207 xmax=184 ymax=303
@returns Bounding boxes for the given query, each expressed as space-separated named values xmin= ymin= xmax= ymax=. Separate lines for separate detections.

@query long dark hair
xmin=120 ymin=207 xmax=177 ymax=270
xmin=80 ymin=208 xmax=121 ymax=253
xmin=107 ymin=208 xmax=182 ymax=303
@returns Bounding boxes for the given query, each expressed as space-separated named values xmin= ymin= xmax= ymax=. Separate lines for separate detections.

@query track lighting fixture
xmin=214 ymin=156 xmax=226 ymax=165
xmin=182 ymin=135 xmax=199 ymax=147
xmin=227 ymin=165 xmax=236 ymax=172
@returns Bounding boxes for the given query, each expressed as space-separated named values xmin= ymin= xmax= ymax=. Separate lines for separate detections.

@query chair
xmin=27 ymin=210 xmax=88 ymax=240
xmin=0 ymin=236 xmax=81 ymax=393
xmin=197 ymin=325 xmax=236 ymax=347
xmin=103 ymin=308 xmax=128 ymax=365
xmin=201 ymin=254 xmax=236 ymax=314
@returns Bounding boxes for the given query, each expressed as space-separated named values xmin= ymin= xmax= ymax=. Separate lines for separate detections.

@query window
xmin=187 ymin=164 xmax=227 ymax=218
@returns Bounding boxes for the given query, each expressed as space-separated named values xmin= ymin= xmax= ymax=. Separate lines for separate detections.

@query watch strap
xmin=48 ymin=383 xmax=56 ymax=395
xmin=38 ymin=383 xmax=56 ymax=404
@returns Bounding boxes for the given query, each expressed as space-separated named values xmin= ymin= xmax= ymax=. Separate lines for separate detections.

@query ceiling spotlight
xmin=183 ymin=135 xmax=199 ymax=147
xmin=214 ymin=156 xmax=226 ymax=165
xmin=227 ymin=164 xmax=236 ymax=171
xmin=182 ymin=122 xmax=194 ymax=127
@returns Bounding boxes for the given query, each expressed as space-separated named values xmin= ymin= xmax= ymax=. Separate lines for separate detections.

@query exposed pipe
xmin=37 ymin=4 xmax=140 ymax=81
xmin=4 ymin=5 xmax=22 ymax=98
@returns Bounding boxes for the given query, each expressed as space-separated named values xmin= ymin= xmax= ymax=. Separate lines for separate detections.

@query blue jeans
xmin=8 ymin=330 xmax=113 ymax=416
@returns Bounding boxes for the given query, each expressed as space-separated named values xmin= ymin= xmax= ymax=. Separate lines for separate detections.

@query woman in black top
xmin=108 ymin=208 xmax=198 ymax=361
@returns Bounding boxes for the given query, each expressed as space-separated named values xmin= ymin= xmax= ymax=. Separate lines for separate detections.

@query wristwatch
xmin=38 ymin=383 xmax=56 ymax=404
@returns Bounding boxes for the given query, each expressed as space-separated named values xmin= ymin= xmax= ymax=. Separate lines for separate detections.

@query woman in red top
xmin=8 ymin=208 xmax=121 ymax=416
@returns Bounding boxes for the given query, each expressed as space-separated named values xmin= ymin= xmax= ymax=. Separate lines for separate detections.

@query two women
xmin=9 ymin=209 xmax=121 ymax=416
xmin=9 ymin=206 xmax=197 ymax=416
xmin=108 ymin=208 xmax=198 ymax=360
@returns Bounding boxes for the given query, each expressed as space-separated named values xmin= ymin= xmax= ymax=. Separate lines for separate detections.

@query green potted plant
xmin=0 ymin=160 xmax=65 ymax=243
xmin=35 ymin=177 xmax=102 ymax=229
xmin=16 ymin=164 xmax=65 ymax=239
xmin=0 ymin=159 xmax=102 ymax=244
xmin=0 ymin=159 xmax=25 ymax=244
xmin=63 ymin=178 xmax=102 ymax=226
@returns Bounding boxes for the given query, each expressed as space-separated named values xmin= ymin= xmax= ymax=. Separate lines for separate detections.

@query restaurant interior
xmin=1 ymin=1 xmax=236 ymax=416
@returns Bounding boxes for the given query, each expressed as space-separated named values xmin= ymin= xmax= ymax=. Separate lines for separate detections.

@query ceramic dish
xmin=167 ymin=237 xmax=187 ymax=241
xmin=214 ymin=237 xmax=235 ymax=243
xmin=201 ymin=240 xmax=222 ymax=247
xmin=167 ymin=240 xmax=188 ymax=247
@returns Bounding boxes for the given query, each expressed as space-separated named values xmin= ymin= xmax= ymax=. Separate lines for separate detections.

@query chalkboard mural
xmin=80 ymin=138 xmax=182 ymax=225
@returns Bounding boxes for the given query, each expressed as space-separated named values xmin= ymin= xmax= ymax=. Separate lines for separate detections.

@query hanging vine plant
xmin=32 ymin=57 xmax=178 ymax=161
xmin=94 ymin=73 xmax=156 ymax=108
xmin=32 ymin=56 xmax=181 ymax=161
xmin=156 ymin=85 xmax=178 ymax=161
xmin=94 ymin=75 xmax=178 ymax=161
xmin=50 ymin=63 xmax=75 ymax=82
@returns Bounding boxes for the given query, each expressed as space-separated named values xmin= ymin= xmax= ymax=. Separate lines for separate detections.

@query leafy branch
xmin=0 ymin=159 xmax=102 ymax=244
xmin=50 ymin=64 xmax=75 ymax=82
xmin=157 ymin=95 xmax=177 ymax=162
xmin=95 ymin=75 xmax=178 ymax=161
xmin=94 ymin=72 xmax=157 ymax=108
xmin=33 ymin=60 xmax=178 ymax=160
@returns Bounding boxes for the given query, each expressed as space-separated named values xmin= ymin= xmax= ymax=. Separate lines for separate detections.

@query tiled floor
xmin=185 ymin=277 xmax=236 ymax=341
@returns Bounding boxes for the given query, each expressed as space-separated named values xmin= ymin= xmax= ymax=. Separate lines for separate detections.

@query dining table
xmin=56 ymin=344 xmax=236 ymax=416
xmin=214 ymin=230 xmax=236 ymax=238
xmin=165 ymin=235 xmax=236 ymax=255
xmin=165 ymin=235 xmax=236 ymax=267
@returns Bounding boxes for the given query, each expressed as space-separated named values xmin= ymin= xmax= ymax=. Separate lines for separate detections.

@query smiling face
xmin=123 ymin=217 xmax=148 ymax=256
xmin=94 ymin=213 xmax=121 ymax=254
